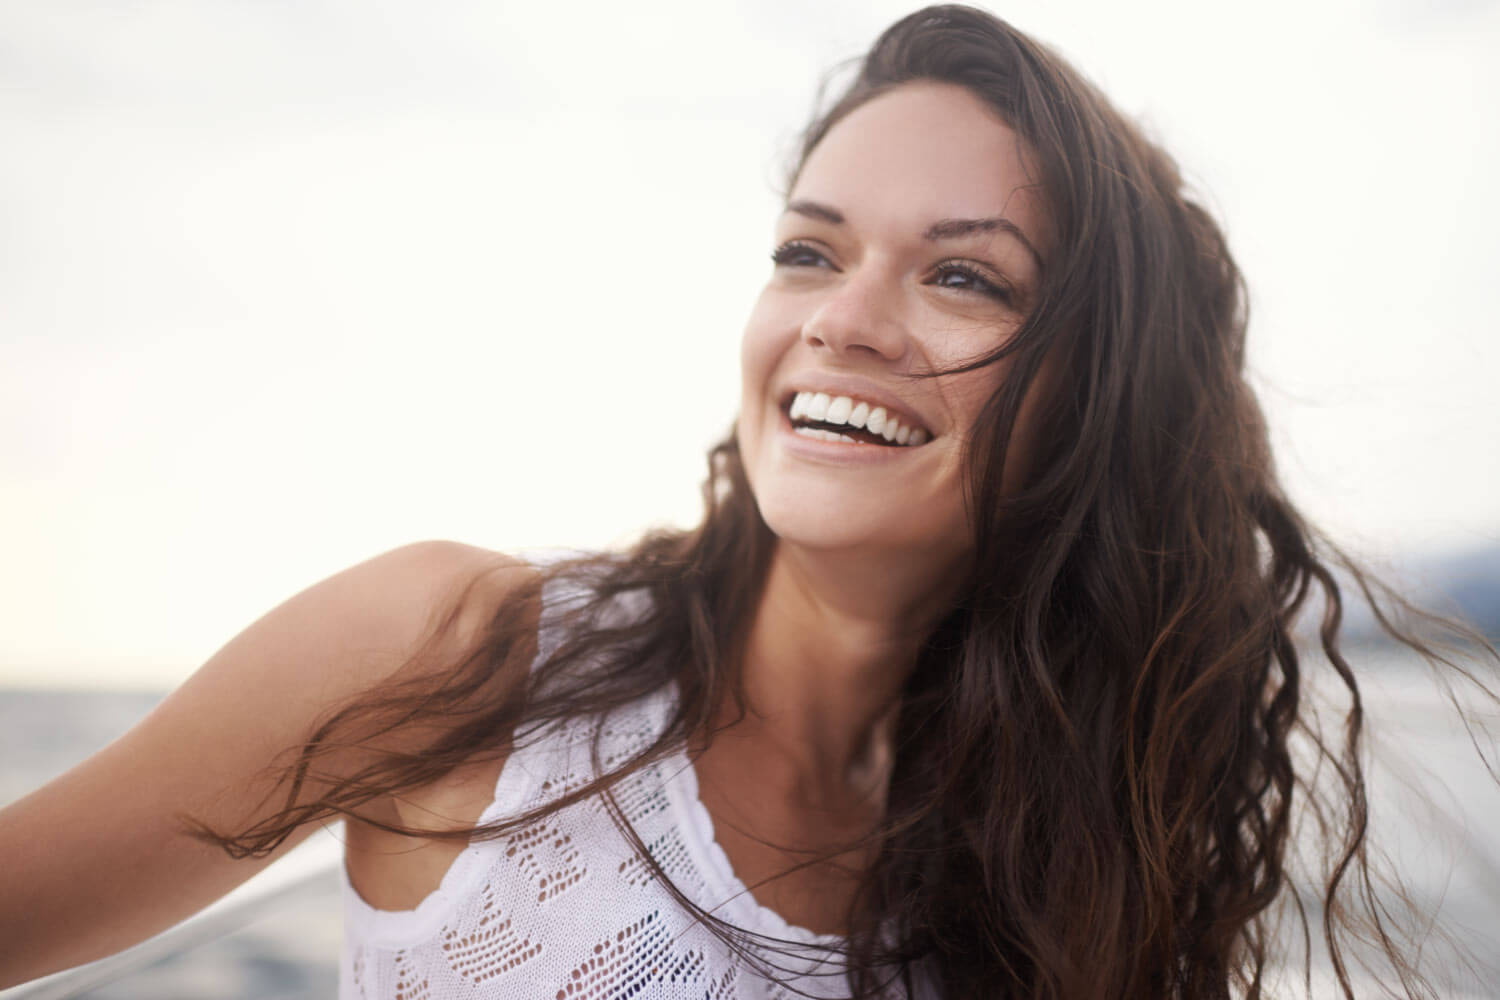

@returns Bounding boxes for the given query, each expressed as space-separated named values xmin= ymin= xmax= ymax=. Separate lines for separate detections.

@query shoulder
xmin=134 ymin=540 xmax=544 ymax=805
xmin=307 ymin=539 xmax=534 ymax=634
xmin=248 ymin=540 xmax=540 ymax=687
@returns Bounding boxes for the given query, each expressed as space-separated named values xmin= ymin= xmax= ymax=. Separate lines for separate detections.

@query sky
xmin=1 ymin=0 xmax=1497 ymax=688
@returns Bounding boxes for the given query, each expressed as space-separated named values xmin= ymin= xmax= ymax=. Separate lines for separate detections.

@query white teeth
xmin=793 ymin=426 xmax=856 ymax=443
xmin=785 ymin=391 xmax=931 ymax=446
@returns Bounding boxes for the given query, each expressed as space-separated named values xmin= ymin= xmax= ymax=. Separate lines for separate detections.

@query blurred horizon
xmin=2 ymin=0 xmax=1497 ymax=689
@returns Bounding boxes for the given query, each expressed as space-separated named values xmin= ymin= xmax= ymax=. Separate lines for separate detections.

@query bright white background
xmin=2 ymin=0 xmax=1497 ymax=688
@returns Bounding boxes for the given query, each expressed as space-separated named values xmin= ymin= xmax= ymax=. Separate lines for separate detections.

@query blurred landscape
xmin=1346 ymin=543 xmax=1500 ymax=647
xmin=1424 ymin=543 xmax=1500 ymax=642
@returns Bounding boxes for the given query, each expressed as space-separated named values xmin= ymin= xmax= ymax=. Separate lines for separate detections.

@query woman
xmin=0 ymin=5 xmax=1489 ymax=998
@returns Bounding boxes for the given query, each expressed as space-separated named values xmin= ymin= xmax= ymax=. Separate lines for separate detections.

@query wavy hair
xmin=198 ymin=6 xmax=1495 ymax=997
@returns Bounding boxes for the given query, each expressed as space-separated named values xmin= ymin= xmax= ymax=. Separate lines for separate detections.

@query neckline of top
xmin=663 ymin=728 xmax=848 ymax=954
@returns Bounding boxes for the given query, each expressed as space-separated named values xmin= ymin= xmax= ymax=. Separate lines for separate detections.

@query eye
xmin=929 ymin=260 xmax=1015 ymax=306
xmin=770 ymin=239 xmax=837 ymax=270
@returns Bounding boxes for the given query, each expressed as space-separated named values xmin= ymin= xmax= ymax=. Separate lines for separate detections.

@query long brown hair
xmin=199 ymin=6 xmax=1496 ymax=997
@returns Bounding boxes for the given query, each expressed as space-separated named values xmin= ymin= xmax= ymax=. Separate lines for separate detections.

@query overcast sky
xmin=2 ymin=0 xmax=1497 ymax=688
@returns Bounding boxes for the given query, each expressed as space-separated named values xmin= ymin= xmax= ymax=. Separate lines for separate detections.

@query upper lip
xmin=779 ymin=375 xmax=934 ymax=435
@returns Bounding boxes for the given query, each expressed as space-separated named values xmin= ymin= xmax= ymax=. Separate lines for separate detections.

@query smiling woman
xmin=0 ymin=5 xmax=1495 ymax=1000
xmin=740 ymin=81 xmax=1048 ymax=567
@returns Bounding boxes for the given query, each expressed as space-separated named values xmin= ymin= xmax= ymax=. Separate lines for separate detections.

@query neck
xmin=722 ymin=540 xmax=965 ymax=799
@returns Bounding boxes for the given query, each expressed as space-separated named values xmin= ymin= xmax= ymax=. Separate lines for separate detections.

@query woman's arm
xmin=0 ymin=540 xmax=529 ymax=988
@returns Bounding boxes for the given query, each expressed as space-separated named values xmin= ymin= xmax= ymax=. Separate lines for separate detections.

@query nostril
xmin=802 ymin=300 xmax=908 ymax=360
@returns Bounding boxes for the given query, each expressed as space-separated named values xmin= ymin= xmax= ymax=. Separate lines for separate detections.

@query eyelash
xmin=930 ymin=259 xmax=1014 ymax=306
xmin=769 ymin=240 xmax=1015 ymax=306
xmin=769 ymin=240 xmax=828 ymax=269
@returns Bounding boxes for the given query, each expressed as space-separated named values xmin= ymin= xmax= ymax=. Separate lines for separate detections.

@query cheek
xmin=737 ymin=293 xmax=794 ymax=414
xmin=939 ymin=352 xmax=1057 ymax=495
xmin=939 ymin=365 xmax=1009 ymax=443
xmin=735 ymin=296 xmax=778 ymax=468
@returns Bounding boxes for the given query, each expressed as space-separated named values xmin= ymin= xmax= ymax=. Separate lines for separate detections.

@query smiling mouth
xmin=784 ymin=391 xmax=931 ymax=447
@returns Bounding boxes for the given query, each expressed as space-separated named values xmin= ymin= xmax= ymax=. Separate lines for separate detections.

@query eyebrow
xmin=784 ymin=199 xmax=845 ymax=226
xmin=783 ymin=198 xmax=1042 ymax=270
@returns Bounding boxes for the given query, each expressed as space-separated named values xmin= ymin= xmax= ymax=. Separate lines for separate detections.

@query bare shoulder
xmin=315 ymin=542 xmax=549 ymax=910
xmin=245 ymin=540 xmax=538 ymax=693
xmin=164 ymin=540 xmax=540 ymax=744
xmin=288 ymin=539 xmax=533 ymax=646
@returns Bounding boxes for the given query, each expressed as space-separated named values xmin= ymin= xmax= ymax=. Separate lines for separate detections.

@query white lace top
xmin=339 ymin=575 xmax=903 ymax=999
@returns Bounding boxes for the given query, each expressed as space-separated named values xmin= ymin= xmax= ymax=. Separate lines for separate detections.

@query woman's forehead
xmin=789 ymin=81 xmax=1049 ymax=254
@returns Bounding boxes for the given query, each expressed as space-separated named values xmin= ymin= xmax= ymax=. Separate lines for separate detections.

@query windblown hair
xmin=199 ymin=6 xmax=1495 ymax=998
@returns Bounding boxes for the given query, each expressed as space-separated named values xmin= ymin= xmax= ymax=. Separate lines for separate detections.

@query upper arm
xmin=0 ymin=540 xmax=536 ymax=987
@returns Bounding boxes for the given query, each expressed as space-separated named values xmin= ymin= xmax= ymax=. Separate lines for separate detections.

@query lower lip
xmin=776 ymin=411 xmax=930 ymax=465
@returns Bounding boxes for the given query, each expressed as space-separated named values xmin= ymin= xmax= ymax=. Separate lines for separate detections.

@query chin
xmin=758 ymin=510 xmax=886 ymax=553
xmin=751 ymin=482 xmax=958 ymax=557
xmin=739 ymin=413 xmax=972 ymax=560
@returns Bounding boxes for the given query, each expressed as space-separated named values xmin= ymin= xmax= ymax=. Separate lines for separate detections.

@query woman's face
xmin=738 ymin=81 xmax=1049 ymax=564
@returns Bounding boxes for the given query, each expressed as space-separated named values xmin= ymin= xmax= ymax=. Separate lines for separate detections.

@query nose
xmin=800 ymin=265 xmax=909 ymax=362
